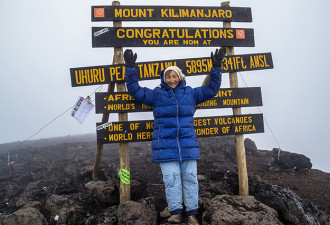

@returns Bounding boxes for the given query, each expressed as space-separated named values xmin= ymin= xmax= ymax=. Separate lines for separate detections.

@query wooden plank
xmin=110 ymin=1 xmax=131 ymax=204
xmin=222 ymin=0 xmax=249 ymax=196
xmin=91 ymin=6 xmax=252 ymax=22
xmin=70 ymin=52 xmax=273 ymax=87
xmin=95 ymin=87 xmax=263 ymax=113
xmin=96 ymin=114 xmax=264 ymax=144
xmin=92 ymin=27 xmax=254 ymax=47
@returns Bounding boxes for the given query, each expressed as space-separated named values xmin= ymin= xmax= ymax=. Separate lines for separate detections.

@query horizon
xmin=1 ymin=0 xmax=329 ymax=173
xmin=1 ymin=132 xmax=328 ymax=173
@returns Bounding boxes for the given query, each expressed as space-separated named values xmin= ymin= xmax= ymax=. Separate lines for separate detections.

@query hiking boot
xmin=168 ymin=214 xmax=182 ymax=223
xmin=186 ymin=215 xmax=199 ymax=225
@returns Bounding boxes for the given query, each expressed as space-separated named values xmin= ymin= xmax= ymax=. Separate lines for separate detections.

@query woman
xmin=124 ymin=48 xmax=225 ymax=224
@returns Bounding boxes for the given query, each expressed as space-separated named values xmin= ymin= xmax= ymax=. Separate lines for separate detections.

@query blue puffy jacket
xmin=125 ymin=67 xmax=222 ymax=162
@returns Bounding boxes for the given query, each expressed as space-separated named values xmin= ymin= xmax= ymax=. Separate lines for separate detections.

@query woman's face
xmin=165 ymin=70 xmax=180 ymax=88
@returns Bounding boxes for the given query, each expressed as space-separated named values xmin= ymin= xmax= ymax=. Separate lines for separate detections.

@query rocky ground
xmin=0 ymin=134 xmax=329 ymax=224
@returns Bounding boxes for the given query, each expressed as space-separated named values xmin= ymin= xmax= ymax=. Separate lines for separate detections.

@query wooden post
xmin=111 ymin=1 xmax=131 ymax=203
xmin=93 ymin=1 xmax=130 ymax=203
xmin=92 ymin=82 xmax=115 ymax=180
xmin=92 ymin=0 xmax=130 ymax=203
xmin=92 ymin=0 xmax=130 ymax=202
xmin=221 ymin=1 xmax=249 ymax=196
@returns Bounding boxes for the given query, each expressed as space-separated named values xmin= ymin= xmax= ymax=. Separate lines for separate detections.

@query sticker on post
xmin=94 ymin=8 xmax=105 ymax=18
xmin=96 ymin=122 xmax=113 ymax=130
xmin=119 ymin=169 xmax=130 ymax=184
xmin=236 ymin=29 xmax=245 ymax=39
xmin=93 ymin=28 xmax=109 ymax=37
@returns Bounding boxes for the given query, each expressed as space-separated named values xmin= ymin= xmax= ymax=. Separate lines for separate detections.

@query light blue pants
xmin=160 ymin=160 xmax=198 ymax=216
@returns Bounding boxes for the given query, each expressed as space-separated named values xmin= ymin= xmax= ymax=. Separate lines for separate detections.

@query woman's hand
xmin=211 ymin=48 xmax=226 ymax=68
xmin=124 ymin=49 xmax=137 ymax=68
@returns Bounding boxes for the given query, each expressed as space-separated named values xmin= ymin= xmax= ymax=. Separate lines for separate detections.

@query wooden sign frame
xmin=70 ymin=53 xmax=273 ymax=87
xmin=84 ymin=0 xmax=272 ymax=199
xmin=92 ymin=27 xmax=255 ymax=48
xmin=95 ymin=87 xmax=263 ymax=113
xmin=97 ymin=114 xmax=264 ymax=144
xmin=91 ymin=6 xmax=252 ymax=22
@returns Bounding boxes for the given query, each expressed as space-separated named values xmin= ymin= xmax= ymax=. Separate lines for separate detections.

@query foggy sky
xmin=0 ymin=0 xmax=329 ymax=172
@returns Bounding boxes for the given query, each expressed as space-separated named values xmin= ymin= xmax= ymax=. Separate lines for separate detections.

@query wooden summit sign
xmin=95 ymin=88 xmax=262 ymax=113
xmin=86 ymin=1 xmax=270 ymax=198
xmin=92 ymin=6 xmax=252 ymax=22
xmin=96 ymin=114 xmax=264 ymax=144
xmin=92 ymin=27 xmax=254 ymax=47
xmin=70 ymin=52 xmax=273 ymax=87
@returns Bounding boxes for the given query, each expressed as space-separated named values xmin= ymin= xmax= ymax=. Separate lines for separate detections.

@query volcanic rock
xmin=252 ymin=181 xmax=322 ymax=225
xmin=0 ymin=135 xmax=329 ymax=225
xmin=117 ymin=197 xmax=157 ymax=225
xmin=85 ymin=180 xmax=119 ymax=206
xmin=45 ymin=194 xmax=86 ymax=224
xmin=202 ymin=194 xmax=283 ymax=225
xmin=245 ymin=138 xmax=258 ymax=155
xmin=1 ymin=201 xmax=46 ymax=225
xmin=85 ymin=205 xmax=118 ymax=225
xmin=271 ymin=148 xmax=313 ymax=171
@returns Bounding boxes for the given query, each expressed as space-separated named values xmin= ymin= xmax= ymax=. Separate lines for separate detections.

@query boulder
xmin=253 ymin=182 xmax=322 ymax=225
xmin=1 ymin=203 xmax=45 ymax=225
xmin=221 ymin=173 xmax=326 ymax=225
xmin=85 ymin=180 xmax=119 ymax=205
xmin=198 ymin=136 xmax=237 ymax=172
xmin=85 ymin=205 xmax=118 ymax=225
xmin=130 ymin=179 xmax=144 ymax=201
xmin=222 ymin=173 xmax=324 ymax=225
xmin=244 ymin=138 xmax=258 ymax=155
xmin=45 ymin=194 xmax=86 ymax=225
xmin=117 ymin=198 xmax=157 ymax=225
xmin=317 ymin=212 xmax=330 ymax=225
xmin=52 ymin=178 xmax=77 ymax=194
xmin=202 ymin=194 xmax=283 ymax=225
xmin=199 ymin=136 xmax=236 ymax=162
xmin=16 ymin=180 xmax=50 ymax=207
xmin=100 ymin=205 xmax=118 ymax=225
xmin=271 ymin=148 xmax=312 ymax=171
